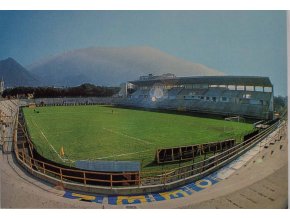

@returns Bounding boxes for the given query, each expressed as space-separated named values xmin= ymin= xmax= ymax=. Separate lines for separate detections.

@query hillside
xmin=28 ymin=46 xmax=224 ymax=87
xmin=0 ymin=57 xmax=39 ymax=87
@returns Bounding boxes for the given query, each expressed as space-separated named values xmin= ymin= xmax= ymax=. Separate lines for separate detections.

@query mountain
xmin=0 ymin=57 xmax=39 ymax=88
xmin=28 ymin=46 xmax=225 ymax=87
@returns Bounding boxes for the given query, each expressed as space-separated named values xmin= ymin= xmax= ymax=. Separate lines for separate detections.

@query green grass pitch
xmin=23 ymin=105 xmax=253 ymax=173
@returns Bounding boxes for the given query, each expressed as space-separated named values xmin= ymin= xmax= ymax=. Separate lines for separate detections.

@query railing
xmin=24 ymin=97 xmax=115 ymax=107
xmin=15 ymin=108 xmax=141 ymax=187
xmin=15 ymin=147 xmax=141 ymax=187
xmin=155 ymin=139 xmax=235 ymax=164
xmin=141 ymin=119 xmax=286 ymax=185
xmin=12 ymin=102 xmax=287 ymax=191
xmin=14 ymin=116 xmax=286 ymax=189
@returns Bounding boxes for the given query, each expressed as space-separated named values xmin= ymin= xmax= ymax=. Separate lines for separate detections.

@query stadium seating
xmin=117 ymin=87 xmax=272 ymax=120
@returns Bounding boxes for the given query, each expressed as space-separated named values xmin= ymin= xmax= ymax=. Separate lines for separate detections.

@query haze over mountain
xmin=28 ymin=46 xmax=224 ymax=87
xmin=0 ymin=57 xmax=39 ymax=88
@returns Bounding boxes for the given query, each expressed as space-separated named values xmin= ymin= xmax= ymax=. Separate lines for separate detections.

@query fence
xmin=23 ymin=97 xmax=115 ymax=107
xmin=15 ymin=116 xmax=140 ymax=187
xmin=11 ymin=101 xmax=287 ymax=193
xmin=16 ymin=151 xmax=140 ymax=187
xmin=141 ymin=119 xmax=286 ymax=185
xmin=155 ymin=139 xmax=236 ymax=164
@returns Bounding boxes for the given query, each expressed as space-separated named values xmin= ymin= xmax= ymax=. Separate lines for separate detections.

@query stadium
xmin=0 ymin=74 xmax=287 ymax=206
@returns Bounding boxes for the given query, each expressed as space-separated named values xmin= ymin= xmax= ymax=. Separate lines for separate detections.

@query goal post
xmin=225 ymin=116 xmax=245 ymax=123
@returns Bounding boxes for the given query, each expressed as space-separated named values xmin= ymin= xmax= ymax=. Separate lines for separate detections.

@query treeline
xmin=273 ymin=95 xmax=287 ymax=114
xmin=2 ymin=83 xmax=120 ymax=98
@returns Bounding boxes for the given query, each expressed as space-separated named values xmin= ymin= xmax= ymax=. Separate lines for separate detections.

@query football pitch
xmin=23 ymin=105 xmax=254 ymax=172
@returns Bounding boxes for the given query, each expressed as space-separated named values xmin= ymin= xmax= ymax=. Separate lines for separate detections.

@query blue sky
xmin=0 ymin=11 xmax=287 ymax=95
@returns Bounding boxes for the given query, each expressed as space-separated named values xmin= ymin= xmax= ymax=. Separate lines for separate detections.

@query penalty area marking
xmin=30 ymin=118 xmax=70 ymax=163
xmin=78 ymin=128 xmax=154 ymax=161
xmin=92 ymin=149 xmax=152 ymax=160
xmin=102 ymin=127 xmax=154 ymax=145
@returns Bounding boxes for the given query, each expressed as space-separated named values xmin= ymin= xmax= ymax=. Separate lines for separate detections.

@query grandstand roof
xmin=129 ymin=76 xmax=273 ymax=87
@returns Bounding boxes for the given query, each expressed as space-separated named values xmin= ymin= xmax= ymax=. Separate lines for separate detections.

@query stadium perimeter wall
xmin=14 ymin=103 xmax=286 ymax=195
xmin=21 ymin=97 xmax=115 ymax=107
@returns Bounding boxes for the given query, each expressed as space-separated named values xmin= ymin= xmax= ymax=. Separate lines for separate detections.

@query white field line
xmin=30 ymin=119 xmax=70 ymax=163
xmin=87 ymin=149 xmax=152 ymax=160
xmin=102 ymin=127 xmax=153 ymax=145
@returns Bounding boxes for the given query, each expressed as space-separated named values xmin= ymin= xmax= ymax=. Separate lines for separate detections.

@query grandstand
xmin=0 ymin=99 xmax=19 ymax=153
xmin=117 ymin=74 xmax=274 ymax=120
